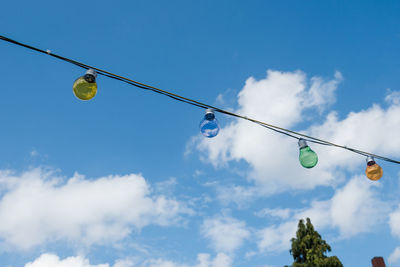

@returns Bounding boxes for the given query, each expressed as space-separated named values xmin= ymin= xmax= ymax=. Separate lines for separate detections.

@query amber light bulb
xmin=365 ymin=156 xmax=383 ymax=181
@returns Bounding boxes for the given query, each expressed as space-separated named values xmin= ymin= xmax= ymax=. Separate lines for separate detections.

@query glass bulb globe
xmin=365 ymin=157 xmax=383 ymax=181
xmin=200 ymin=109 xmax=220 ymax=138
xmin=298 ymin=139 xmax=318 ymax=168
xmin=73 ymin=69 xmax=97 ymax=100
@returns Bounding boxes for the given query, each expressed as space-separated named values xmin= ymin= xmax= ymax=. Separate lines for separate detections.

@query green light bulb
xmin=73 ymin=69 xmax=97 ymax=100
xmin=298 ymin=139 xmax=318 ymax=168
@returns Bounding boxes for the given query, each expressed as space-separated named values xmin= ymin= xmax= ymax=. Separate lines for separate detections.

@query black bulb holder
xmin=366 ymin=156 xmax=376 ymax=166
xmin=204 ymin=108 xmax=215 ymax=120
xmin=84 ymin=69 xmax=97 ymax=83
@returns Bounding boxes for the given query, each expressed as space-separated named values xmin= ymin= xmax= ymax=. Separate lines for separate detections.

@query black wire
xmin=1 ymin=34 xmax=400 ymax=165
xmin=256 ymin=122 xmax=301 ymax=140
xmin=99 ymin=72 xmax=209 ymax=109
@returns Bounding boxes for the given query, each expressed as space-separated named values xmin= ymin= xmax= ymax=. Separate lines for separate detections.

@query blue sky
xmin=1 ymin=1 xmax=400 ymax=266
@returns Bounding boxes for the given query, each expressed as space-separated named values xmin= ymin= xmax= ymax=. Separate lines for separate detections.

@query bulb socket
xmin=366 ymin=156 xmax=376 ymax=166
xmin=84 ymin=69 xmax=97 ymax=83
xmin=85 ymin=69 xmax=97 ymax=78
xmin=298 ymin=138 xmax=308 ymax=149
xmin=205 ymin=108 xmax=215 ymax=120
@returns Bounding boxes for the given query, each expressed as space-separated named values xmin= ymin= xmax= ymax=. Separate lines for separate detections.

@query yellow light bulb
xmin=365 ymin=157 xmax=383 ymax=181
xmin=73 ymin=69 xmax=97 ymax=100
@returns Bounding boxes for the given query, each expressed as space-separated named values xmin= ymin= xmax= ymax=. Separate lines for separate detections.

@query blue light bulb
xmin=199 ymin=109 xmax=220 ymax=138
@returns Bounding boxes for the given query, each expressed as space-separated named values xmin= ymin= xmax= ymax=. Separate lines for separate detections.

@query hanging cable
xmin=1 ymin=34 xmax=399 ymax=165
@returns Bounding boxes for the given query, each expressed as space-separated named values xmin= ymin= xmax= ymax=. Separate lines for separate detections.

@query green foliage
xmin=286 ymin=218 xmax=343 ymax=267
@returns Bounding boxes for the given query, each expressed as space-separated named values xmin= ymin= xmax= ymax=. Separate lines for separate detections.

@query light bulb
xmin=199 ymin=109 xmax=220 ymax=138
xmin=365 ymin=156 xmax=383 ymax=181
xmin=73 ymin=69 xmax=98 ymax=100
xmin=298 ymin=139 xmax=318 ymax=168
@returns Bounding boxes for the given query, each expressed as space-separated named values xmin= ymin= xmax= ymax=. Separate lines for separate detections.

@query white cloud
xmin=389 ymin=205 xmax=400 ymax=237
xmin=26 ymin=253 xmax=231 ymax=267
xmin=258 ymin=176 xmax=387 ymax=252
xmin=389 ymin=247 xmax=400 ymax=264
xmin=195 ymin=253 xmax=232 ymax=267
xmin=216 ymin=185 xmax=261 ymax=207
xmin=258 ymin=220 xmax=297 ymax=252
xmin=235 ymin=70 xmax=335 ymax=126
xmin=25 ymin=254 xmax=109 ymax=267
xmin=297 ymin=176 xmax=387 ymax=238
xmin=328 ymin=176 xmax=387 ymax=237
xmin=30 ymin=149 xmax=38 ymax=157
xmin=25 ymin=254 xmax=134 ymax=267
xmin=201 ymin=216 xmax=250 ymax=253
xmin=385 ymin=89 xmax=400 ymax=105
xmin=144 ymin=258 xmax=185 ymax=267
xmin=0 ymin=168 xmax=192 ymax=250
xmin=254 ymin=208 xmax=291 ymax=219
xmin=113 ymin=259 xmax=135 ymax=267
xmin=142 ymin=253 xmax=231 ymax=267
xmin=305 ymin=71 xmax=342 ymax=111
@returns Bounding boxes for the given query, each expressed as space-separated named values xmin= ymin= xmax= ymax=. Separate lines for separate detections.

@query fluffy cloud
xmin=142 ymin=253 xmax=231 ymax=267
xmin=144 ymin=259 xmax=184 ymax=267
xmin=26 ymin=253 xmax=231 ymax=267
xmin=258 ymin=220 xmax=298 ymax=253
xmin=258 ymin=176 xmax=387 ymax=252
xmin=195 ymin=253 xmax=232 ymax=267
xmin=194 ymin=69 xmax=400 ymax=195
xmin=25 ymin=253 xmax=110 ymax=267
xmin=215 ymin=185 xmax=261 ymax=207
xmin=201 ymin=216 xmax=250 ymax=253
xmin=389 ymin=205 xmax=400 ymax=237
xmin=254 ymin=208 xmax=291 ymax=219
xmin=389 ymin=247 xmax=400 ymax=264
xmin=0 ymin=168 xmax=192 ymax=250
xmin=328 ymin=177 xmax=387 ymax=236
xmin=113 ymin=259 xmax=135 ymax=267
xmin=25 ymin=254 xmax=135 ymax=267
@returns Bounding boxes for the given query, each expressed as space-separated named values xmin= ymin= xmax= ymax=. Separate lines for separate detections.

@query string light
xmin=298 ymin=139 xmax=318 ymax=168
xmin=73 ymin=69 xmax=98 ymax=100
xmin=0 ymin=35 xmax=398 ymax=181
xmin=199 ymin=109 xmax=220 ymax=138
xmin=365 ymin=156 xmax=383 ymax=181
